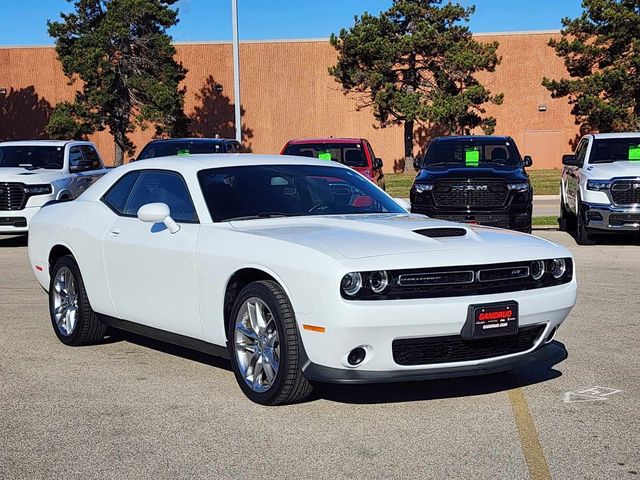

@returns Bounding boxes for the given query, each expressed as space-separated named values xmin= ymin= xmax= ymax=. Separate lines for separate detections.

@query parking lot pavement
xmin=1 ymin=232 xmax=638 ymax=480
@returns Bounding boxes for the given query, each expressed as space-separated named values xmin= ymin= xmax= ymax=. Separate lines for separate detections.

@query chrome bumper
xmin=583 ymin=202 xmax=640 ymax=231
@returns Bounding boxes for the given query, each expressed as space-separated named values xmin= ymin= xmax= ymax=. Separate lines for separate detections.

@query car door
xmin=566 ymin=139 xmax=588 ymax=213
xmin=101 ymin=169 xmax=203 ymax=339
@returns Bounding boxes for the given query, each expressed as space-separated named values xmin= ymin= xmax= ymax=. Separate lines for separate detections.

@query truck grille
xmin=610 ymin=181 xmax=640 ymax=205
xmin=0 ymin=183 xmax=27 ymax=211
xmin=432 ymin=179 xmax=508 ymax=208
xmin=392 ymin=324 xmax=545 ymax=365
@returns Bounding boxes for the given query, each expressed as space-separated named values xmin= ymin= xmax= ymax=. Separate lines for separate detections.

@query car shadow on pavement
xmin=0 ymin=235 xmax=28 ymax=247
xmin=314 ymin=341 xmax=568 ymax=405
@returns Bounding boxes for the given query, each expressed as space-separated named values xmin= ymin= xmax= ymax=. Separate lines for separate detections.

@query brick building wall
xmin=0 ymin=31 xmax=578 ymax=170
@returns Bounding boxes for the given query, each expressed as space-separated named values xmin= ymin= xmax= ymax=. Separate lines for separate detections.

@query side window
xmin=575 ymin=140 xmax=588 ymax=167
xmin=68 ymin=146 xmax=85 ymax=170
xmin=123 ymin=170 xmax=198 ymax=223
xmin=79 ymin=145 xmax=102 ymax=170
xmin=102 ymin=171 xmax=141 ymax=214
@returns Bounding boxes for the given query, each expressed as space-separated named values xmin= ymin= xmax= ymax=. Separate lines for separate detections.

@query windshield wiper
xmin=226 ymin=212 xmax=297 ymax=221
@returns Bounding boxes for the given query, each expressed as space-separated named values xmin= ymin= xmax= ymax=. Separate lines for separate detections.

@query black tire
xmin=558 ymin=193 xmax=571 ymax=232
xmin=575 ymin=201 xmax=596 ymax=245
xmin=227 ymin=280 xmax=313 ymax=405
xmin=377 ymin=176 xmax=386 ymax=191
xmin=49 ymin=255 xmax=107 ymax=346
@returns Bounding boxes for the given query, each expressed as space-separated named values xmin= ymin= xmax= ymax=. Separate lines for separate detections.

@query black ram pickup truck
xmin=410 ymin=136 xmax=533 ymax=233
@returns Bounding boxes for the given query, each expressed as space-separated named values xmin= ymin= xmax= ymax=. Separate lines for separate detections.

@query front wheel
xmin=49 ymin=255 xmax=107 ymax=345
xmin=575 ymin=202 xmax=596 ymax=245
xmin=228 ymin=280 xmax=313 ymax=405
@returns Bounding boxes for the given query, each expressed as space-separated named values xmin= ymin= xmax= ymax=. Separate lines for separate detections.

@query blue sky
xmin=0 ymin=0 xmax=583 ymax=46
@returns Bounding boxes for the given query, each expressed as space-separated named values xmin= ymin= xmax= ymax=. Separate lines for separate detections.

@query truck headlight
xmin=23 ymin=184 xmax=53 ymax=195
xmin=586 ymin=179 xmax=613 ymax=191
xmin=414 ymin=184 xmax=434 ymax=193
xmin=507 ymin=182 xmax=530 ymax=192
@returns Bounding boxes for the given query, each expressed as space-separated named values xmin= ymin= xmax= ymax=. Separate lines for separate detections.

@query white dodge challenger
xmin=28 ymin=154 xmax=577 ymax=405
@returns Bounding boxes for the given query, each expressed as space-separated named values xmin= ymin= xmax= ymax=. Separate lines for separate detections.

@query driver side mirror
xmin=523 ymin=155 xmax=533 ymax=168
xmin=562 ymin=154 xmax=580 ymax=167
xmin=137 ymin=202 xmax=180 ymax=234
xmin=413 ymin=158 xmax=421 ymax=170
xmin=373 ymin=157 xmax=384 ymax=170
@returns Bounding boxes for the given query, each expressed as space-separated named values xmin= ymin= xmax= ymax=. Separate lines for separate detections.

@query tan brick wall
xmin=0 ymin=32 xmax=578 ymax=170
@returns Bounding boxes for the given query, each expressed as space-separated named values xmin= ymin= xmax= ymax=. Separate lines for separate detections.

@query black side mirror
xmin=562 ymin=154 xmax=579 ymax=166
xmin=413 ymin=158 xmax=421 ymax=170
xmin=373 ymin=157 xmax=383 ymax=170
xmin=523 ymin=155 xmax=533 ymax=167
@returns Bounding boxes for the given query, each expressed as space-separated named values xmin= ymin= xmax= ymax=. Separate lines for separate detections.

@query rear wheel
xmin=49 ymin=255 xmax=107 ymax=345
xmin=228 ymin=280 xmax=313 ymax=405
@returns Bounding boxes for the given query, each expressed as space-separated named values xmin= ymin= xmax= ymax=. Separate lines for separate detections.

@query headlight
xmin=414 ymin=183 xmax=434 ymax=193
xmin=23 ymin=184 xmax=53 ymax=195
xmin=531 ymin=260 xmax=545 ymax=280
xmin=369 ymin=271 xmax=389 ymax=293
xmin=548 ymin=258 xmax=566 ymax=279
xmin=341 ymin=272 xmax=363 ymax=296
xmin=507 ymin=182 xmax=530 ymax=192
xmin=586 ymin=179 xmax=613 ymax=191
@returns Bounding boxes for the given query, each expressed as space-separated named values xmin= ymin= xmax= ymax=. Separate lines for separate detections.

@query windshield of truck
xmin=590 ymin=138 xmax=640 ymax=164
xmin=422 ymin=139 xmax=521 ymax=168
xmin=0 ymin=145 xmax=65 ymax=170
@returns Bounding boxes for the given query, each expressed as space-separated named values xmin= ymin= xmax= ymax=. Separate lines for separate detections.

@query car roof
xmin=285 ymin=137 xmax=363 ymax=145
xmin=589 ymin=132 xmax=640 ymax=139
xmin=0 ymin=140 xmax=90 ymax=147
xmin=144 ymin=137 xmax=234 ymax=144
xmin=431 ymin=135 xmax=513 ymax=143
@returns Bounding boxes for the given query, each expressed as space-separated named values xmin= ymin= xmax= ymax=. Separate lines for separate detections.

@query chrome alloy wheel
xmin=234 ymin=297 xmax=280 ymax=393
xmin=52 ymin=266 xmax=79 ymax=336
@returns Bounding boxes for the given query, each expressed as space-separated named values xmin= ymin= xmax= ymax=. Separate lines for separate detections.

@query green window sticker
xmin=318 ymin=151 xmax=332 ymax=161
xmin=177 ymin=149 xmax=190 ymax=156
xmin=465 ymin=147 xmax=480 ymax=166
xmin=628 ymin=144 xmax=640 ymax=161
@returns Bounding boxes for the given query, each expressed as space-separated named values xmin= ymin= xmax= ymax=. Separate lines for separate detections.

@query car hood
xmin=585 ymin=161 xmax=640 ymax=179
xmin=0 ymin=168 xmax=67 ymax=183
xmin=230 ymin=213 xmax=563 ymax=260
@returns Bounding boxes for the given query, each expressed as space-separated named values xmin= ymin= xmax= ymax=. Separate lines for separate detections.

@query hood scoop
xmin=413 ymin=227 xmax=467 ymax=238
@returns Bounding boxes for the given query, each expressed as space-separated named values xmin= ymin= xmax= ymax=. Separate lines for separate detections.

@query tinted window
xmin=0 ymin=145 xmax=64 ymax=170
xmin=283 ymin=143 xmax=368 ymax=167
xmin=423 ymin=139 xmax=521 ymax=167
xmin=79 ymin=145 xmax=102 ymax=169
xmin=589 ymin=137 xmax=640 ymax=164
xmin=574 ymin=139 xmax=588 ymax=166
xmin=68 ymin=146 xmax=85 ymax=169
xmin=198 ymin=164 xmax=404 ymax=222
xmin=137 ymin=140 xmax=225 ymax=160
xmin=123 ymin=171 xmax=198 ymax=223
xmin=102 ymin=171 xmax=141 ymax=214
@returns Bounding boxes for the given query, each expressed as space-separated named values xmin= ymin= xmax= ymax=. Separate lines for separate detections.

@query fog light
xmin=587 ymin=211 xmax=603 ymax=221
xmin=347 ymin=347 xmax=366 ymax=366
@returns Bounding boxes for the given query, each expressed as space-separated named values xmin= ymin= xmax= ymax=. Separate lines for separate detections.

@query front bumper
xmin=410 ymin=205 xmax=532 ymax=232
xmin=0 ymin=207 xmax=41 ymax=234
xmin=297 ymin=281 xmax=576 ymax=383
xmin=582 ymin=202 xmax=640 ymax=232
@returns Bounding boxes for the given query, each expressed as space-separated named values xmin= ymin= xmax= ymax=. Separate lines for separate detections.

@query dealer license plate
xmin=470 ymin=301 xmax=519 ymax=339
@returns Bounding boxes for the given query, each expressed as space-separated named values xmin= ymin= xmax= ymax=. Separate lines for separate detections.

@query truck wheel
xmin=576 ymin=203 xmax=595 ymax=245
xmin=49 ymin=255 xmax=107 ymax=345
xmin=558 ymin=195 xmax=570 ymax=232
xmin=228 ymin=280 xmax=313 ymax=405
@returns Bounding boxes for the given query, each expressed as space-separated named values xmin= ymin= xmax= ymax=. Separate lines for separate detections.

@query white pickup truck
xmin=560 ymin=132 xmax=640 ymax=244
xmin=0 ymin=140 xmax=107 ymax=234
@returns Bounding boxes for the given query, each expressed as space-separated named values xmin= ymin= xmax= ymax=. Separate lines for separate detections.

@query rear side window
xmin=102 ymin=171 xmax=141 ymax=214
xmin=282 ymin=143 xmax=367 ymax=167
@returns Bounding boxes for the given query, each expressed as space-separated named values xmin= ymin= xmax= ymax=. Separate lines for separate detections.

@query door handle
xmin=109 ymin=228 xmax=121 ymax=236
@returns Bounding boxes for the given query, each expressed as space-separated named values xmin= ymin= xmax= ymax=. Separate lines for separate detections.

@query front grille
xmin=0 ymin=217 xmax=27 ymax=227
xmin=392 ymin=324 xmax=545 ymax=365
xmin=432 ymin=214 xmax=510 ymax=228
xmin=414 ymin=228 xmax=467 ymax=238
xmin=610 ymin=181 xmax=640 ymax=205
xmin=0 ymin=183 xmax=27 ymax=211
xmin=609 ymin=213 xmax=640 ymax=226
xmin=433 ymin=179 xmax=508 ymax=208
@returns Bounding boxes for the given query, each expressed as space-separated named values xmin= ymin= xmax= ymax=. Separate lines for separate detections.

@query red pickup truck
xmin=280 ymin=138 xmax=386 ymax=190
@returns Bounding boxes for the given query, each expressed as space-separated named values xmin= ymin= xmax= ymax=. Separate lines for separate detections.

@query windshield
xmin=590 ymin=138 xmax=640 ymax=164
xmin=198 ymin=164 xmax=404 ymax=222
xmin=422 ymin=140 xmax=520 ymax=168
xmin=137 ymin=141 xmax=226 ymax=160
xmin=283 ymin=143 xmax=368 ymax=168
xmin=0 ymin=145 xmax=65 ymax=170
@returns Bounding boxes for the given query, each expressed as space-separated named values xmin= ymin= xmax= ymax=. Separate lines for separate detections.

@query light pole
xmin=231 ymin=0 xmax=242 ymax=143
